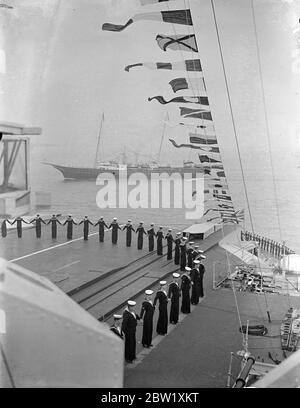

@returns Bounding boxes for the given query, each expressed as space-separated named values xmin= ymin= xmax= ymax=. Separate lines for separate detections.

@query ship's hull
xmin=45 ymin=163 xmax=201 ymax=180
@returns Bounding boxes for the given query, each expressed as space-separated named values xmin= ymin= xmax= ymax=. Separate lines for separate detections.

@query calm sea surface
xmin=31 ymin=159 xmax=300 ymax=254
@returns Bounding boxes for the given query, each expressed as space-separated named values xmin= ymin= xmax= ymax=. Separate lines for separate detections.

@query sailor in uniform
xmin=156 ymin=226 xmax=164 ymax=256
xmin=198 ymin=255 xmax=206 ymax=298
xmin=30 ymin=214 xmax=46 ymax=238
xmin=153 ymin=281 xmax=168 ymax=335
xmin=122 ymin=300 xmax=140 ymax=363
xmin=187 ymin=241 xmax=194 ymax=268
xmin=79 ymin=215 xmax=93 ymax=240
xmin=180 ymin=237 xmax=188 ymax=271
xmin=193 ymin=245 xmax=203 ymax=261
xmin=63 ymin=214 xmax=77 ymax=240
xmin=174 ymin=232 xmax=181 ymax=265
xmin=147 ymin=223 xmax=155 ymax=252
xmin=1 ymin=218 xmax=11 ymax=238
xmin=94 ymin=216 xmax=108 ymax=242
xmin=122 ymin=220 xmax=135 ymax=247
xmin=140 ymin=289 xmax=155 ymax=348
xmin=110 ymin=314 xmax=124 ymax=339
xmin=136 ymin=221 xmax=147 ymax=250
xmin=181 ymin=267 xmax=192 ymax=314
xmin=165 ymin=229 xmax=174 ymax=260
xmin=168 ymin=273 xmax=181 ymax=324
xmin=109 ymin=217 xmax=121 ymax=244
xmin=47 ymin=214 xmax=62 ymax=239
xmin=11 ymin=216 xmax=29 ymax=238
xmin=190 ymin=260 xmax=201 ymax=305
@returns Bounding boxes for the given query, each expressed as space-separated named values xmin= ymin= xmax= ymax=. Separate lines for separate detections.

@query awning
xmin=183 ymin=222 xmax=218 ymax=234
xmin=280 ymin=254 xmax=300 ymax=274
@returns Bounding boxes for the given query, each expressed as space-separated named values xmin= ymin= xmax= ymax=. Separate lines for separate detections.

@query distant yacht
xmin=44 ymin=113 xmax=200 ymax=180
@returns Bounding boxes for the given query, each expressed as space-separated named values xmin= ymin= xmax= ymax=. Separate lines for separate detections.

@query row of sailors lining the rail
xmin=1 ymin=214 xmax=205 ymax=265
xmin=241 ymin=230 xmax=294 ymax=258
xmin=110 ymin=261 xmax=205 ymax=363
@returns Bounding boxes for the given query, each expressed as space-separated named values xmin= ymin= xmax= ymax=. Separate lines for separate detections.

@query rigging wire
xmin=184 ymin=0 xmax=246 ymax=346
xmin=250 ymin=0 xmax=292 ymax=310
xmin=0 ymin=339 xmax=16 ymax=388
xmin=210 ymin=0 xmax=272 ymax=324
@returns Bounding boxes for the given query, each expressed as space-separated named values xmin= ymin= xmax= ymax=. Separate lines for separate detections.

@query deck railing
xmin=241 ymin=231 xmax=295 ymax=259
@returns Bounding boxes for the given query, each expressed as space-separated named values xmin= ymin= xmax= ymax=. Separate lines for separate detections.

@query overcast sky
xmin=1 ymin=0 xmax=300 ymax=172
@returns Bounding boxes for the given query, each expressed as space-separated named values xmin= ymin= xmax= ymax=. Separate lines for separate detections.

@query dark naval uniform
xmin=47 ymin=216 xmax=62 ymax=239
xmin=147 ymin=227 xmax=155 ymax=252
xmin=168 ymin=281 xmax=180 ymax=324
xmin=136 ymin=225 xmax=147 ymax=250
xmin=180 ymin=243 xmax=187 ymax=271
xmin=11 ymin=217 xmax=28 ymax=238
xmin=122 ymin=223 xmax=135 ymax=247
xmin=187 ymin=246 xmax=194 ymax=268
xmin=156 ymin=230 xmax=164 ymax=256
xmin=109 ymin=220 xmax=121 ymax=244
xmin=79 ymin=218 xmax=93 ymax=240
xmin=192 ymin=248 xmax=199 ymax=262
xmin=165 ymin=232 xmax=174 ymax=260
xmin=154 ymin=290 xmax=168 ymax=335
xmin=181 ymin=274 xmax=191 ymax=314
xmin=94 ymin=219 xmax=108 ymax=242
xmin=199 ymin=263 xmax=205 ymax=298
xmin=30 ymin=216 xmax=46 ymax=238
xmin=140 ymin=301 xmax=154 ymax=347
xmin=174 ymin=237 xmax=181 ymax=265
xmin=122 ymin=309 xmax=140 ymax=363
xmin=63 ymin=217 xmax=77 ymax=240
xmin=1 ymin=219 xmax=10 ymax=238
xmin=110 ymin=325 xmax=124 ymax=339
xmin=190 ymin=267 xmax=200 ymax=305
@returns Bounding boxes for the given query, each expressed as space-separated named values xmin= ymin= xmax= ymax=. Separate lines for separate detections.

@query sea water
xmin=31 ymin=158 xmax=300 ymax=254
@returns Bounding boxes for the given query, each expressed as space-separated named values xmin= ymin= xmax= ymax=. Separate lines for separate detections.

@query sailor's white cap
xmin=185 ymin=267 xmax=191 ymax=271
xmin=194 ymin=245 xmax=200 ymax=249
xmin=100 ymin=216 xmax=103 ymax=219
xmin=127 ymin=300 xmax=136 ymax=306
xmin=150 ymin=223 xmax=154 ymax=226
xmin=160 ymin=280 xmax=167 ymax=285
xmin=189 ymin=241 xmax=195 ymax=245
xmin=173 ymin=272 xmax=180 ymax=278
xmin=128 ymin=219 xmax=131 ymax=222
xmin=176 ymin=232 xmax=181 ymax=235
xmin=68 ymin=214 xmax=72 ymax=217
xmin=193 ymin=259 xmax=200 ymax=264
xmin=113 ymin=314 xmax=122 ymax=320
xmin=113 ymin=217 xmax=117 ymax=220
xmin=168 ymin=228 xmax=172 ymax=232
xmin=182 ymin=236 xmax=188 ymax=240
xmin=197 ymin=249 xmax=204 ymax=253
xmin=145 ymin=289 xmax=153 ymax=295
xmin=200 ymin=255 xmax=206 ymax=259
xmin=140 ymin=221 xmax=144 ymax=224
xmin=159 ymin=226 xmax=163 ymax=229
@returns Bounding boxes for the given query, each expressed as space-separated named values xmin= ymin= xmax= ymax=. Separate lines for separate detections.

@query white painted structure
xmin=0 ymin=257 xmax=124 ymax=387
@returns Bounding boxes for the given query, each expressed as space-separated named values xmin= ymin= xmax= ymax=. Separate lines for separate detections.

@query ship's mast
xmin=94 ymin=112 xmax=104 ymax=167
xmin=157 ymin=111 xmax=169 ymax=164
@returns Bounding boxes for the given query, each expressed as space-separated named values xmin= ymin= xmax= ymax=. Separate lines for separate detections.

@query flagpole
xmin=157 ymin=111 xmax=168 ymax=164
xmin=94 ymin=112 xmax=104 ymax=168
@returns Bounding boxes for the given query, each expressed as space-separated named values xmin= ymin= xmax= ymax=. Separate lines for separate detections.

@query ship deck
xmin=1 ymin=224 xmax=299 ymax=387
